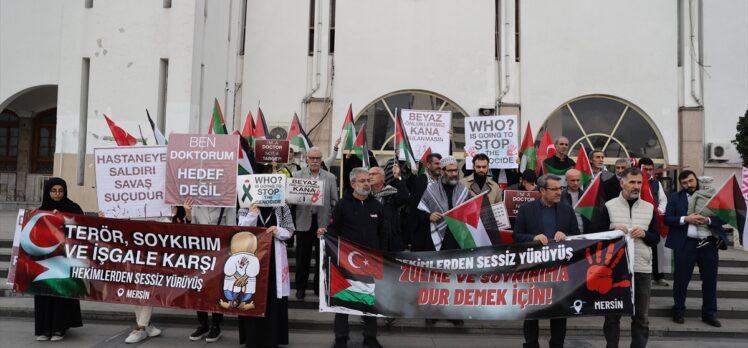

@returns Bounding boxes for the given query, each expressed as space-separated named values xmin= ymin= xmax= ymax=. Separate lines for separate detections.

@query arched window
xmin=540 ymin=95 xmax=666 ymax=164
xmin=32 ymin=108 xmax=56 ymax=174
xmin=0 ymin=110 xmax=19 ymax=172
xmin=354 ymin=90 xmax=468 ymax=161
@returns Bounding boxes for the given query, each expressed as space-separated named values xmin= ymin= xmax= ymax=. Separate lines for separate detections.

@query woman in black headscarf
xmin=34 ymin=177 xmax=84 ymax=341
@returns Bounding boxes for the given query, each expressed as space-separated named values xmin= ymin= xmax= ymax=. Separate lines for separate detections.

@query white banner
xmin=401 ymin=109 xmax=452 ymax=161
xmin=237 ymin=174 xmax=286 ymax=207
xmin=464 ymin=115 xmax=519 ymax=170
xmin=491 ymin=202 xmax=512 ymax=230
xmin=94 ymin=146 xmax=170 ymax=218
xmin=286 ymin=178 xmax=325 ymax=206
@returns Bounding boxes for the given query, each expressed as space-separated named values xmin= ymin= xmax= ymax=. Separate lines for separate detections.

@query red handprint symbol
xmin=507 ymin=144 xmax=518 ymax=157
xmin=585 ymin=241 xmax=631 ymax=294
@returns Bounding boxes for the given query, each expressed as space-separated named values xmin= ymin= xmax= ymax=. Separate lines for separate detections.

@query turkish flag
xmin=338 ymin=239 xmax=383 ymax=279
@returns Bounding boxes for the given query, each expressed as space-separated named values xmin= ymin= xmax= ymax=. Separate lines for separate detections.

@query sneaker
xmin=205 ymin=326 xmax=222 ymax=343
xmin=50 ymin=331 xmax=66 ymax=341
xmin=189 ymin=326 xmax=209 ymax=341
xmin=362 ymin=336 xmax=383 ymax=348
xmin=36 ymin=334 xmax=50 ymax=341
xmin=124 ymin=329 xmax=147 ymax=344
xmin=145 ymin=325 xmax=162 ymax=337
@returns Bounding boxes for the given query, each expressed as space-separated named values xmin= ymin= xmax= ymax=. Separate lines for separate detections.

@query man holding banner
xmin=596 ymin=167 xmax=660 ymax=348
xmin=514 ymin=174 xmax=579 ymax=348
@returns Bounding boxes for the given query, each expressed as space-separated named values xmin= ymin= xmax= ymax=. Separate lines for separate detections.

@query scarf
xmin=39 ymin=177 xmax=83 ymax=214
xmin=418 ymin=180 xmax=469 ymax=250
xmin=371 ymin=184 xmax=399 ymax=203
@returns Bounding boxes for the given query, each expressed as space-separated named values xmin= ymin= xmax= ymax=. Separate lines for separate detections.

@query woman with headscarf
xmin=236 ymin=164 xmax=295 ymax=348
xmin=34 ymin=177 xmax=84 ymax=341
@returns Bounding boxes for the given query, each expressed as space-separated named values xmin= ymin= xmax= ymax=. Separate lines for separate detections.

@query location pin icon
xmin=572 ymin=300 xmax=583 ymax=313
xmin=117 ymin=288 xmax=125 ymax=297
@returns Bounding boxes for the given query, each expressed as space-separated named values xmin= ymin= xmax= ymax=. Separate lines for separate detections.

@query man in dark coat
xmin=406 ymin=153 xmax=442 ymax=251
xmin=369 ymin=166 xmax=409 ymax=251
xmin=514 ymin=174 xmax=580 ymax=348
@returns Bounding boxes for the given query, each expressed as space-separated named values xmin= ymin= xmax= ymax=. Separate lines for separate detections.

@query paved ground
xmin=1 ymin=317 xmax=747 ymax=348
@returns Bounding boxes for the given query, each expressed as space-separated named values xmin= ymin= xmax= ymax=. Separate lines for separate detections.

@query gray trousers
xmin=604 ymin=272 xmax=652 ymax=348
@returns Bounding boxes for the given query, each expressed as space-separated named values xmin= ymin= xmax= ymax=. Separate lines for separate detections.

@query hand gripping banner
xmin=12 ymin=210 xmax=272 ymax=317
xmin=320 ymin=231 xmax=633 ymax=319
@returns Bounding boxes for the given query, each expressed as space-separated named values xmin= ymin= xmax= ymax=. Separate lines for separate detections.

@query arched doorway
xmin=539 ymin=95 xmax=668 ymax=165
xmin=354 ymin=89 xmax=469 ymax=164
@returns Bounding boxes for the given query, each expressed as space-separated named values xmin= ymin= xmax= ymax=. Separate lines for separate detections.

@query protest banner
xmin=320 ymin=231 xmax=632 ymax=319
xmin=12 ymin=210 xmax=272 ymax=316
xmin=164 ymin=133 xmax=238 ymax=207
xmin=94 ymin=146 xmax=170 ymax=218
xmin=6 ymin=209 xmax=24 ymax=286
xmin=286 ymin=177 xmax=325 ymax=206
xmin=255 ymin=139 xmax=290 ymax=164
xmin=503 ymin=190 xmax=541 ymax=218
xmin=400 ymin=109 xmax=451 ymax=161
xmin=464 ymin=115 xmax=519 ymax=170
xmin=237 ymin=174 xmax=286 ymax=208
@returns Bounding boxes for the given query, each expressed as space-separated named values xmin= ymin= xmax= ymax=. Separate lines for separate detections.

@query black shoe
xmin=189 ymin=326 xmax=209 ymax=341
xmin=295 ymin=289 xmax=305 ymax=300
xmin=332 ymin=338 xmax=348 ymax=348
xmin=363 ymin=336 xmax=383 ymax=348
xmin=205 ymin=326 xmax=222 ymax=343
xmin=449 ymin=319 xmax=464 ymax=327
xmin=425 ymin=319 xmax=438 ymax=326
xmin=672 ymin=315 xmax=684 ymax=324
xmin=702 ymin=316 xmax=722 ymax=327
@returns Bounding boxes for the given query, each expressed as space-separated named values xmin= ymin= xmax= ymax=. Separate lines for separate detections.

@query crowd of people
xmin=31 ymin=135 xmax=730 ymax=348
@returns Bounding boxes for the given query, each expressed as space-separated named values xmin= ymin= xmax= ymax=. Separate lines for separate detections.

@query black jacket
xmin=561 ymin=188 xmax=591 ymax=233
xmin=406 ymin=173 xmax=435 ymax=251
xmin=514 ymin=200 xmax=580 ymax=243
xmin=375 ymin=179 xmax=409 ymax=251
xmin=328 ymin=191 xmax=385 ymax=250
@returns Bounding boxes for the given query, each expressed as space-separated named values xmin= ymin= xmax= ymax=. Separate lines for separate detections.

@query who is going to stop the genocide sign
xmin=165 ymin=134 xmax=238 ymax=207
xmin=464 ymin=115 xmax=519 ymax=170
xmin=94 ymin=146 xmax=171 ymax=218
xmin=237 ymin=174 xmax=287 ymax=208
xmin=400 ymin=109 xmax=451 ymax=161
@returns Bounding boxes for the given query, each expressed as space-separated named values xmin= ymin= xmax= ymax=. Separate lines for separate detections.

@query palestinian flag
xmin=241 ymin=110 xmax=255 ymax=148
xmin=519 ymin=122 xmax=537 ymax=172
xmin=329 ymin=262 xmax=375 ymax=308
xmin=417 ymin=147 xmax=432 ymax=175
xmin=641 ymin=175 xmax=668 ymax=237
xmin=352 ymin=123 xmax=370 ymax=168
xmin=575 ymin=174 xmax=603 ymax=222
xmin=103 ymin=114 xmax=137 ymax=146
xmin=575 ymin=144 xmax=594 ymax=187
xmin=537 ymin=130 xmax=555 ymax=175
xmin=233 ymin=130 xmax=254 ymax=175
xmin=443 ymin=193 xmax=496 ymax=248
xmin=288 ymin=113 xmax=313 ymax=151
xmin=702 ymin=174 xmax=746 ymax=239
xmin=255 ymin=108 xmax=270 ymax=140
xmin=341 ymin=104 xmax=357 ymax=151
xmin=146 ymin=109 xmax=167 ymax=145
xmin=208 ymin=98 xmax=228 ymax=135
xmin=395 ymin=111 xmax=418 ymax=170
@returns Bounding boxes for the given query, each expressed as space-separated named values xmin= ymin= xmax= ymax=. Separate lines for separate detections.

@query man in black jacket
xmin=406 ymin=153 xmax=442 ymax=251
xmin=319 ymin=167 xmax=384 ymax=348
xmin=514 ymin=174 xmax=580 ymax=348
xmin=369 ymin=166 xmax=409 ymax=251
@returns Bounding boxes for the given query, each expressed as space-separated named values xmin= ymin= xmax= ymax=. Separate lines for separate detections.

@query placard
xmin=464 ymin=115 xmax=519 ymax=170
xmin=164 ymin=134 xmax=239 ymax=207
xmin=255 ymin=139 xmax=290 ymax=164
xmin=491 ymin=202 xmax=512 ymax=230
xmin=401 ymin=109 xmax=451 ymax=160
xmin=237 ymin=174 xmax=287 ymax=207
xmin=286 ymin=178 xmax=325 ymax=206
xmin=94 ymin=146 xmax=170 ymax=218
xmin=503 ymin=190 xmax=541 ymax=218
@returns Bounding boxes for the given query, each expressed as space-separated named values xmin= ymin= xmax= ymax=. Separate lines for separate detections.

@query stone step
xmin=0 ymin=296 xmax=746 ymax=338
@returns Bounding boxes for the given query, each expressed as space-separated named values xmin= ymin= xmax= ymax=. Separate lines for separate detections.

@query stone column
xmin=679 ymin=106 xmax=704 ymax=175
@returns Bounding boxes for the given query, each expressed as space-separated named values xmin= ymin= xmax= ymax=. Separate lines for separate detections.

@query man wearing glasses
xmin=292 ymin=147 xmax=339 ymax=300
xmin=514 ymin=174 xmax=580 ymax=348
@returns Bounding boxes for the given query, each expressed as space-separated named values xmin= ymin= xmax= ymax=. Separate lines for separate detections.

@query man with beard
xmin=542 ymin=136 xmax=575 ymax=184
xmin=319 ymin=167 xmax=384 ymax=348
xmin=461 ymin=153 xmax=502 ymax=204
xmin=603 ymin=158 xmax=631 ymax=201
xmin=416 ymin=155 xmax=469 ymax=327
xmin=595 ymin=167 xmax=660 ymax=348
xmin=665 ymin=170 xmax=725 ymax=328
xmin=514 ymin=174 xmax=579 ymax=348
xmin=407 ymin=153 xmax=442 ymax=251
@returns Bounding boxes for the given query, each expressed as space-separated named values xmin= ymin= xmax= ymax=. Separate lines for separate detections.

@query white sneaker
xmin=36 ymin=335 xmax=50 ymax=341
xmin=125 ymin=329 xmax=148 ymax=344
xmin=145 ymin=325 xmax=162 ymax=337
xmin=50 ymin=331 xmax=65 ymax=341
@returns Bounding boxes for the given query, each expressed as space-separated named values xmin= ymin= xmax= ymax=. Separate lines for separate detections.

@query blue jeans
xmin=604 ymin=272 xmax=651 ymax=348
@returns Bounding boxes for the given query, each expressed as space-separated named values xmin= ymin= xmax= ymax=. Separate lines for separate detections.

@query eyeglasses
xmin=50 ymin=189 xmax=65 ymax=194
